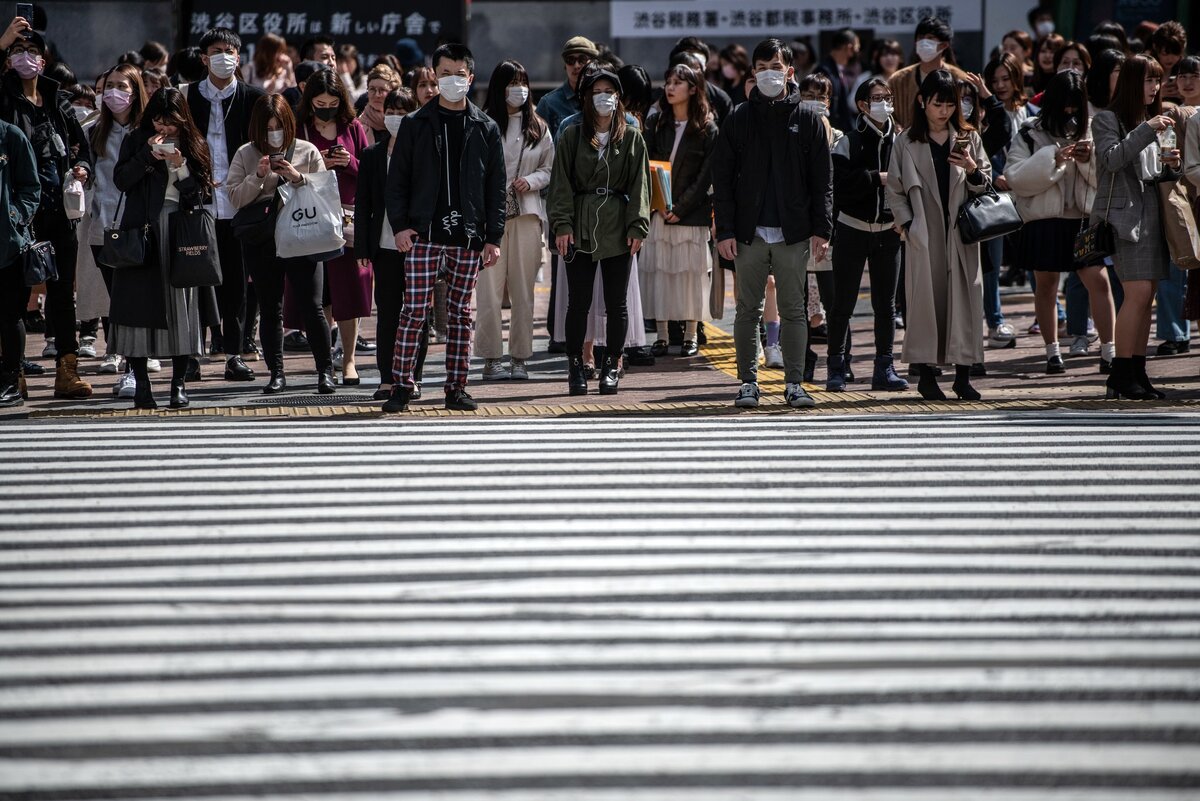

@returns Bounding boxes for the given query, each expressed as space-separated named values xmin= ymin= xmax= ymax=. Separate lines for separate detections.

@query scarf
xmin=358 ymin=104 xmax=385 ymax=134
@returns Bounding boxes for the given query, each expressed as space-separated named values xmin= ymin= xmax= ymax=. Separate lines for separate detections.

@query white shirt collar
xmin=199 ymin=77 xmax=237 ymax=102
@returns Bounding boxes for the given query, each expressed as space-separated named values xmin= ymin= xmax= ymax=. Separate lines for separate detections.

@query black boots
xmin=916 ymin=364 xmax=946 ymax=401
xmin=133 ymin=379 xmax=156 ymax=410
xmin=568 ymin=356 xmax=588 ymax=396
xmin=316 ymin=366 xmax=336 ymax=394
xmin=382 ymin=385 xmax=411 ymax=413
xmin=598 ymin=354 xmax=620 ymax=395
xmin=0 ymin=371 xmax=22 ymax=407
xmin=952 ymin=365 xmax=981 ymax=401
xmin=1105 ymin=357 xmax=1152 ymax=400
xmin=1132 ymin=355 xmax=1166 ymax=399
xmin=169 ymin=378 xmax=189 ymax=409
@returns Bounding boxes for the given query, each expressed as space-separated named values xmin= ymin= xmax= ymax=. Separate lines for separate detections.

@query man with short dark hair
xmin=383 ymin=43 xmax=506 ymax=413
xmin=1027 ymin=5 xmax=1056 ymax=39
xmin=712 ymin=38 xmax=833 ymax=410
xmin=191 ymin=27 xmax=265 ymax=381
xmin=887 ymin=17 xmax=969 ymax=128
xmin=814 ymin=28 xmax=861 ymax=132
xmin=669 ymin=37 xmax=733 ymax=122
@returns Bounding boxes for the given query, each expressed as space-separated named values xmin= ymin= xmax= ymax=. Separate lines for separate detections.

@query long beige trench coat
xmin=885 ymin=127 xmax=991 ymax=367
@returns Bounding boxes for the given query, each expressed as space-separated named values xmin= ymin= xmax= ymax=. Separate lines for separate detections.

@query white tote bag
xmin=275 ymin=171 xmax=345 ymax=259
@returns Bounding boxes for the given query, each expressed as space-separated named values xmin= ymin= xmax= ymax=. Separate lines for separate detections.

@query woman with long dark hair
xmin=884 ymin=70 xmax=991 ymax=401
xmin=717 ymin=44 xmax=751 ymax=104
xmin=109 ymin=88 xmax=215 ymax=408
xmin=547 ymin=65 xmax=650 ymax=396
xmin=1031 ymin=33 xmax=1064 ymax=94
xmin=1093 ymin=55 xmax=1181 ymax=398
xmin=641 ymin=62 xmax=718 ymax=358
xmin=476 ymin=59 xmax=554 ymax=381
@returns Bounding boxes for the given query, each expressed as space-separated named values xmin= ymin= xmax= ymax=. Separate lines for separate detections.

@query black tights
xmin=0 ymin=257 xmax=26 ymax=374
xmin=128 ymin=355 xmax=189 ymax=386
xmin=564 ymin=252 xmax=632 ymax=357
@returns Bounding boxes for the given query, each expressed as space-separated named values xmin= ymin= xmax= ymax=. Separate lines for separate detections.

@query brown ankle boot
xmin=54 ymin=354 xmax=93 ymax=399
xmin=19 ymin=374 xmax=27 ymax=400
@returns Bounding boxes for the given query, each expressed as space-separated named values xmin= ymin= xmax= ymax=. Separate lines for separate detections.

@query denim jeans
xmin=1065 ymin=271 xmax=1090 ymax=337
xmin=1155 ymin=260 xmax=1190 ymax=342
xmin=983 ymin=238 xmax=1004 ymax=328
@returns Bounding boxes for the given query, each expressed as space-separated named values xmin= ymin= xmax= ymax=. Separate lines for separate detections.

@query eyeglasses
xmin=563 ymin=55 xmax=590 ymax=67
xmin=868 ymin=94 xmax=894 ymax=103
xmin=367 ymin=86 xmax=391 ymax=95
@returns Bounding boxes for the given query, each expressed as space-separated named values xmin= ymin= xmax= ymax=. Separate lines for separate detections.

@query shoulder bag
xmin=100 ymin=192 xmax=151 ymax=269
xmin=22 ymin=238 xmax=58 ymax=286
xmin=231 ymin=142 xmax=295 ymax=246
xmin=958 ymin=178 xmax=1023 ymax=245
xmin=1073 ymin=171 xmax=1116 ymax=266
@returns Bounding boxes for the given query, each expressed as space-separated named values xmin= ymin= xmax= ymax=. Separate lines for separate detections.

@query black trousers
xmin=212 ymin=219 xmax=247 ymax=354
xmin=89 ymin=244 xmax=116 ymax=340
xmin=827 ymin=222 xmax=902 ymax=358
xmin=32 ymin=210 xmax=79 ymax=359
xmin=565 ymin=252 xmax=631 ymax=357
xmin=547 ymin=252 xmax=560 ymax=340
xmin=246 ymin=243 xmax=331 ymax=373
xmin=0 ymin=258 xmax=26 ymax=373
xmin=373 ymin=248 xmax=429 ymax=382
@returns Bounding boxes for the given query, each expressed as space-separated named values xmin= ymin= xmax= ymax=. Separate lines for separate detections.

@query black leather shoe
xmin=317 ymin=367 xmax=336 ymax=394
xmin=970 ymin=362 xmax=987 ymax=377
xmin=224 ymin=355 xmax=255 ymax=381
xmin=382 ymin=385 xmax=411 ymax=413
xmin=680 ymin=340 xmax=698 ymax=357
xmin=373 ymin=386 xmax=392 ymax=401
xmin=411 ymin=382 xmax=422 ymax=400
xmin=546 ymin=339 xmax=566 ymax=354
xmin=169 ymin=379 xmax=189 ymax=409
xmin=445 ymin=387 xmax=478 ymax=410
xmin=184 ymin=357 xmax=202 ymax=383
xmin=598 ymin=355 xmax=620 ymax=395
xmin=844 ymin=356 xmax=855 ymax=382
xmin=568 ymin=356 xmax=588 ymax=396
xmin=263 ymin=371 xmax=286 ymax=394
xmin=355 ymin=336 xmax=377 ymax=354
xmin=283 ymin=331 xmax=310 ymax=352
xmin=1156 ymin=340 xmax=1189 ymax=356
xmin=0 ymin=372 xmax=22 ymax=407
xmin=626 ymin=346 xmax=656 ymax=367
xmin=20 ymin=359 xmax=45 ymax=376
xmin=341 ymin=375 xmax=361 ymax=386
xmin=1046 ymin=355 xmax=1065 ymax=374
xmin=650 ymin=339 xmax=669 ymax=357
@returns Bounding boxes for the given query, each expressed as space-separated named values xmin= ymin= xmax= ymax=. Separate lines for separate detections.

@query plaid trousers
xmin=391 ymin=241 xmax=482 ymax=392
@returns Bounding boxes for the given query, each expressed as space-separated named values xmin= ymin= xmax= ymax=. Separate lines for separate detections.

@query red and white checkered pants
xmin=391 ymin=241 xmax=481 ymax=393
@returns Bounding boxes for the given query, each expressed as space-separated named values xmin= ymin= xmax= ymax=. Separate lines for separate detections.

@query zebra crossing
xmin=1 ymin=412 xmax=1199 ymax=799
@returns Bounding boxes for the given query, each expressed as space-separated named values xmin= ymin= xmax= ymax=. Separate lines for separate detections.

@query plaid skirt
xmin=1111 ymin=191 xmax=1170 ymax=282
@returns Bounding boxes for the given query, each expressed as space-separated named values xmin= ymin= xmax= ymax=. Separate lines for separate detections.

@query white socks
xmin=1046 ymin=342 xmax=1061 ymax=359
xmin=1101 ymin=342 xmax=1115 ymax=362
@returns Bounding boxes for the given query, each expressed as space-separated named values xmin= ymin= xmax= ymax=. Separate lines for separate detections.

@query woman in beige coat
xmin=885 ymin=69 xmax=992 ymax=401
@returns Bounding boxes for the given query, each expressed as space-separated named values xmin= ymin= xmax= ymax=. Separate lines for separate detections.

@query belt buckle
xmin=595 ymin=188 xmax=607 ymax=196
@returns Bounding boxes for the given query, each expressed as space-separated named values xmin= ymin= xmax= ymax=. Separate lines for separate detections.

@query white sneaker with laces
xmin=98 ymin=354 xmax=121 ymax=374
xmin=482 ymin=358 xmax=508 ymax=381
xmin=509 ymin=358 xmax=529 ymax=380
xmin=987 ymin=323 xmax=1016 ymax=349
xmin=41 ymin=337 xmax=56 ymax=358
xmin=734 ymin=382 xmax=760 ymax=408
xmin=146 ymin=358 xmax=161 ymax=372
xmin=78 ymin=337 xmax=97 ymax=358
xmin=113 ymin=371 xmax=137 ymax=399
xmin=785 ymin=382 xmax=816 ymax=408
xmin=763 ymin=344 xmax=784 ymax=368
xmin=1068 ymin=335 xmax=1089 ymax=357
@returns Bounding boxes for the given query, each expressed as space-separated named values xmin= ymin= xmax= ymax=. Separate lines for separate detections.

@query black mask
xmin=314 ymin=106 xmax=339 ymax=122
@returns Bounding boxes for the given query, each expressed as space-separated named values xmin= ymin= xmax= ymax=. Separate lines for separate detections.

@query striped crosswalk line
xmin=1 ymin=413 xmax=1199 ymax=799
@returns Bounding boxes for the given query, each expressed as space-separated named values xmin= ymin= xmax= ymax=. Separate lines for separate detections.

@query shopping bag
xmin=169 ymin=207 xmax=223 ymax=287
xmin=275 ymin=171 xmax=345 ymax=259
xmin=1159 ymin=180 xmax=1200 ymax=270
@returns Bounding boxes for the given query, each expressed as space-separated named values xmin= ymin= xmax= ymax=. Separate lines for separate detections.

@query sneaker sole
xmin=788 ymin=398 xmax=816 ymax=408
xmin=481 ymin=374 xmax=509 ymax=381
xmin=734 ymin=398 xmax=760 ymax=408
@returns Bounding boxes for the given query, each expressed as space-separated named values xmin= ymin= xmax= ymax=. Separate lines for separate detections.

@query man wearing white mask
xmin=383 ymin=43 xmax=506 ymax=413
xmin=712 ymin=38 xmax=833 ymax=410
xmin=187 ymin=27 xmax=265 ymax=382
xmin=1028 ymin=6 xmax=1056 ymax=40
xmin=888 ymin=17 xmax=969 ymax=129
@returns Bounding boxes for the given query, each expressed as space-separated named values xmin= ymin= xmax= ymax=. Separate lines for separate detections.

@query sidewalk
xmin=9 ymin=275 xmax=1200 ymax=419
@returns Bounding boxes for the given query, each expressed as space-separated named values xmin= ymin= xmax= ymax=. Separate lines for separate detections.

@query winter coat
xmin=0 ymin=120 xmax=39 ymax=266
xmin=644 ymin=111 xmax=719 ymax=228
xmin=832 ymin=113 xmax=897 ymax=225
xmin=384 ymin=100 xmax=507 ymax=252
xmin=885 ymin=127 xmax=991 ymax=366
xmin=1005 ymin=118 xmax=1097 ymax=222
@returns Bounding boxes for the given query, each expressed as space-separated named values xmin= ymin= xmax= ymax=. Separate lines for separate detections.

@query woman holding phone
xmin=226 ymin=93 xmax=332 ymax=393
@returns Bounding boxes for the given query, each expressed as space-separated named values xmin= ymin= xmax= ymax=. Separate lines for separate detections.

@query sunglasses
xmin=563 ymin=55 xmax=590 ymax=67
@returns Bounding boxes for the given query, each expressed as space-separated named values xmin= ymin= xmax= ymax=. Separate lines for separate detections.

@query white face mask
xmin=802 ymin=99 xmax=829 ymax=116
xmin=721 ymin=64 xmax=739 ymax=81
xmin=506 ymin=85 xmax=529 ymax=108
xmin=208 ymin=52 xmax=238 ymax=80
xmin=915 ymin=39 xmax=942 ymax=63
xmin=267 ymin=129 xmax=285 ymax=149
xmin=961 ymin=99 xmax=974 ymax=119
xmin=1036 ymin=20 xmax=1055 ymax=38
xmin=592 ymin=91 xmax=618 ymax=115
xmin=384 ymin=114 xmax=403 ymax=136
xmin=755 ymin=69 xmax=787 ymax=98
xmin=71 ymin=104 xmax=90 ymax=122
xmin=438 ymin=75 xmax=470 ymax=103
xmin=869 ymin=100 xmax=894 ymax=121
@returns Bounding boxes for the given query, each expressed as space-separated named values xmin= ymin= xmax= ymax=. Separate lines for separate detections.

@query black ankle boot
xmin=133 ymin=379 xmax=156 ymax=409
xmin=916 ymin=364 xmax=946 ymax=401
xmin=169 ymin=378 xmax=189 ymax=409
xmin=952 ymin=365 xmax=981 ymax=401
xmin=568 ymin=355 xmax=588 ymax=396
xmin=1106 ymin=357 xmax=1151 ymax=400
xmin=263 ymin=368 xmax=286 ymax=394
xmin=598 ymin=354 xmax=620 ymax=395
xmin=317 ymin=366 xmax=336 ymax=394
xmin=1132 ymin=355 xmax=1166 ymax=399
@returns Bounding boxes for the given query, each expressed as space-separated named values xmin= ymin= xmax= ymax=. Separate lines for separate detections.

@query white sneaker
xmin=113 ymin=371 xmax=137 ymax=398
xmin=1068 ymin=335 xmax=1090 ymax=357
xmin=785 ymin=382 xmax=816 ymax=408
xmin=146 ymin=358 xmax=161 ymax=372
xmin=763 ymin=343 xmax=784 ymax=368
xmin=41 ymin=337 xmax=56 ymax=358
xmin=987 ymin=323 xmax=1016 ymax=349
xmin=1086 ymin=326 xmax=1100 ymax=344
xmin=482 ymin=358 xmax=508 ymax=381
xmin=78 ymin=337 xmax=97 ymax=358
xmin=98 ymin=354 xmax=121 ymax=374
xmin=509 ymin=358 xmax=529 ymax=380
xmin=734 ymin=382 xmax=760 ymax=408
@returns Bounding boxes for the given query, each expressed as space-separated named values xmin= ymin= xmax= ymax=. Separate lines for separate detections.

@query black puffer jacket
xmin=0 ymin=71 xmax=92 ymax=215
xmin=832 ymin=113 xmax=897 ymax=226
xmin=384 ymin=100 xmax=506 ymax=251
xmin=644 ymin=110 xmax=719 ymax=228
xmin=711 ymin=86 xmax=833 ymax=246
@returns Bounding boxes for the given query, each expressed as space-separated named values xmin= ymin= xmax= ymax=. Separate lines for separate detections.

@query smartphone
xmin=269 ymin=153 xmax=285 ymax=165
xmin=952 ymin=136 xmax=970 ymax=154
xmin=15 ymin=3 xmax=33 ymax=36
xmin=151 ymin=142 xmax=177 ymax=154
xmin=330 ymin=144 xmax=347 ymax=154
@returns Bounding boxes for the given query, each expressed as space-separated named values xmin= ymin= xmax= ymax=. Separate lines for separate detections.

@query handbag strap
xmin=109 ymin=192 xmax=126 ymax=228
xmin=1099 ymin=171 xmax=1117 ymax=224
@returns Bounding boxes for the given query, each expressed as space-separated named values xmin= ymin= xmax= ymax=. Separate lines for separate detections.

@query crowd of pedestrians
xmin=0 ymin=6 xmax=1197 ymax=411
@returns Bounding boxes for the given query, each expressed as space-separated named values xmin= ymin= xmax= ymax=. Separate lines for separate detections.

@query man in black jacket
xmin=712 ymin=38 xmax=833 ymax=410
xmin=813 ymin=29 xmax=861 ymax=133
xmin=187 ymin=27 xmax=265 ymax=382
xmin=383 ymin=43 xmax=505 ymax=413
xmin=0 ymin=29 xmax=93 ymax=399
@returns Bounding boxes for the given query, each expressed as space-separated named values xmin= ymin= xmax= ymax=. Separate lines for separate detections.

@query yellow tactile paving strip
xmin=25 ymin=326 xmax=1200 ymax=419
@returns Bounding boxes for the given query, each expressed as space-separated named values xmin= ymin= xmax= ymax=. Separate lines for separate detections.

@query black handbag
xmin=100 ymin=193 xmax=151 ymax=269
xmin=22 ymin=239 xmax=57 ymax=286
xmin=1074 ymin=173 xmax=1117 ymax=266
xmin=231 ymin=142 xmax=294 ymax=245
xmin=958 ymin=180 xmax=1023 ymax=244
xmin=168 ymin=206 xmax=222 ymax=288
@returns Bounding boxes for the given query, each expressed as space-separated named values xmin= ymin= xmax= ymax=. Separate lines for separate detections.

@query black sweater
xmin=832 ymin=114 xmax=897 ymax=226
